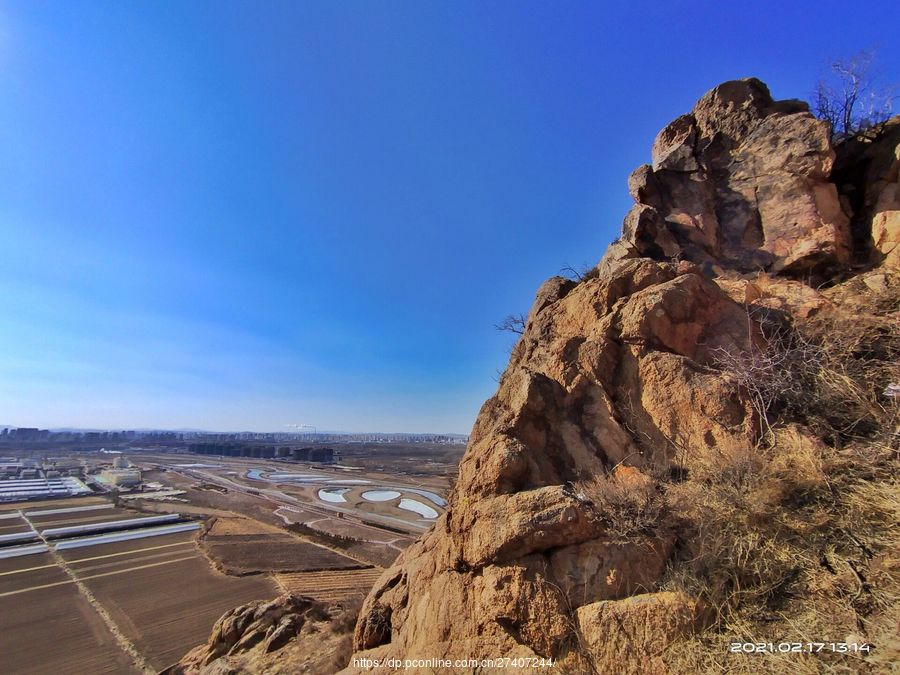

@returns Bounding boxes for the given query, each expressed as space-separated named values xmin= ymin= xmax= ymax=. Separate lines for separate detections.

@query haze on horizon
xmin=0 ymin=1 xmax=897 ymax=434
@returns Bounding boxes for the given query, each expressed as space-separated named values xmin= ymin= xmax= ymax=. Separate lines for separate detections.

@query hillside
xmin=178 ymin=79 xmax=899 ymax=674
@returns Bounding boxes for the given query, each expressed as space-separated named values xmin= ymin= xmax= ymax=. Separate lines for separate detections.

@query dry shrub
xmin=795 ymin=309 xmax=899 ymax=442
xmin=660 ymin=426 xmax=899 ymax=672
xmin=310 ymin=600 xmax=362 ymax=673
xmin=577 ymin=467 xmax=663 ymax=539
xmin=663 ymin=450 xmax=800 ymax=623
xmin=713 ymin=300 xmax=899 ymax=444
xmin=712 ymin=308 xmax=807 ymax=437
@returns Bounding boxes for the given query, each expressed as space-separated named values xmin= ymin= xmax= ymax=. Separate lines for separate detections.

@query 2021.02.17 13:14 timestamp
xmin=730 ymin=642 xmax=872 ymax=654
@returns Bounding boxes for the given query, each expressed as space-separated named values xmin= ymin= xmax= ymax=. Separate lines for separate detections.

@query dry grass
xmin=308 ymin=600 xmax=362 ymax=674
xmin=577 ymin=467 xmax=664 ymax=540
xmin=205 ymin=515 xmax=284 ymax=536
xmin=657 ymin=284 xmax=900 ymax=672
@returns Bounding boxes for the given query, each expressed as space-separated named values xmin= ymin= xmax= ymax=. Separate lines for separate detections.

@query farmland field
xmin=277 ymin=568 xmax=385 ymax=605
xmin=68 ymin=531 xmax=278 ymax=671
xmin=201 ymin=516 xmax=368 ymax=575
xmin=0 ymin=553 xmax=137 ymax=675
xmin=0 ymin=513 xmax=31 ymax=534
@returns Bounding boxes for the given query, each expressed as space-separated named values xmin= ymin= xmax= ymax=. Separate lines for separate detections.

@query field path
xmin=20 ymin=511 xmax=155 ymax=674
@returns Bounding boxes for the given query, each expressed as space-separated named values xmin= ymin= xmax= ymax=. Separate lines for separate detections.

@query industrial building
xmin=41 ymin=457 xmax=86 ymax=477
xmin=0 ymin=476 xmax=93 ymax=502
xmin=98 ymin=468 xmax=142 ymax=487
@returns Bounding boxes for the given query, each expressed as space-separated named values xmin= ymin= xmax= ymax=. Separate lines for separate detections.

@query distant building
xmin=99 ymin=468 xmax=142 ymax=487
xmin=9 ymin=427 xmax=48 ymax=441
xmin=0 ymin=476 xmax=92 ymax=502
xmin=0 ymin=461 xmax=22 ymax=479
xmin=41 ymin=457 xmax=86 ymax=477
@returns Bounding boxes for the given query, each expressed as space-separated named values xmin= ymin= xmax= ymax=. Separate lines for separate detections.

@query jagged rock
xmin=346 ymin=257 xmax=755 ymax=670
xmin=870 ymin=130 xmax=900 ymax=267
xmin=169 ymin=595 xmax=329 ymax=674
xmin=343 ymin=82 xmax=898 ymax=674
xmin=620 ymin=78 xmax=851 ymax=278
xmin=832 ymin=116 xmax=900 ymax=266
xmin=652 ymin=114 xmax=698 ymax=172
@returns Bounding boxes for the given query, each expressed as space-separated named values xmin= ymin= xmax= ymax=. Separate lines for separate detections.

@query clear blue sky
xmin=0 ymin=1 xmax=896 ymax=433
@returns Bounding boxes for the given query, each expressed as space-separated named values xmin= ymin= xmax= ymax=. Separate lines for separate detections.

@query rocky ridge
xmin=168 ymin=594 xmax=355 ymax=675
xmin=175 ymin=79 xmax=899 ymax=674
xmin=345 ymin=79 xmax=899 ymax=673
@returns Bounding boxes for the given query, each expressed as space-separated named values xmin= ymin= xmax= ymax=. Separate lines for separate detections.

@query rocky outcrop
xmin=341 ymin=80 xmax=899 ymax=673
xmin=169 ymin=595 xmax=337 ymax=675
xmin=347 ymin=256 xmax=758 ymax=671
xmin=613 ymin=78 xmax=852 ymax=279
xmin=159 ymin=79 xmax=899 ymax=674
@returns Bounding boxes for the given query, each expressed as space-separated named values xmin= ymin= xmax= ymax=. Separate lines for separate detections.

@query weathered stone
xmin=652 ymin=114 xmax=698 ymax=172
xmin=872 ymin=142 xmax=900 ymax=266
xmin=619 ymin=78 xmax=855 ymax=278
xmin=575 ymin=592 xmax=708 ymax=673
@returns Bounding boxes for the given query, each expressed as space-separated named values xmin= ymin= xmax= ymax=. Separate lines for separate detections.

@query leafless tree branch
xmin=494 ymin=313 xmax=526 ymax=335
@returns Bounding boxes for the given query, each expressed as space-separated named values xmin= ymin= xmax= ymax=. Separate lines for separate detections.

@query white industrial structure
xmin=0 ymin=476 xmax=92 ymax=502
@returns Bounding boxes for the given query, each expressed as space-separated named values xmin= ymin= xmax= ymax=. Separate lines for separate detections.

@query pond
xmin=361 ymin=490 xmax=401 ymax=502
xmin=317 ymin=488 xmax=350 ymax=503
xmin=398 ymin=498 xmax=438 ymax=519
xmin=401 ymin=488 xmax=447 ymax=507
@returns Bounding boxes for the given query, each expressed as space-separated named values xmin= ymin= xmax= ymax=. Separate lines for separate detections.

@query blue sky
xmin=0 ymin=1 xmax=897 ymax=433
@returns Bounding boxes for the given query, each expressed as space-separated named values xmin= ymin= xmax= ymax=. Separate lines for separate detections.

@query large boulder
xmin=620 ymin=78 xmax=850 ymax=279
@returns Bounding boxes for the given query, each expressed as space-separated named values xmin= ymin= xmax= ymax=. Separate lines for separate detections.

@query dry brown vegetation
xmin=578 ymin=467 xmax=664 ymax=540
xmin=574 ymin=284 xmax=899 ymax=672
xmin=667 ymin=294 xmax=899 ymax=672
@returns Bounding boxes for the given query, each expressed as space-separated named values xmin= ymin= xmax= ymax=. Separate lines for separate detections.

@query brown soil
xmin=75 ymin=532 xmax=278 ymax=671
xmin=276 ymin=568 xmax=385 ymax=606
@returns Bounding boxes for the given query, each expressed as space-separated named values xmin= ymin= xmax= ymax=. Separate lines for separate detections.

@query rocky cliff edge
xmin=347 ymin=79 xmax=899 ymax=674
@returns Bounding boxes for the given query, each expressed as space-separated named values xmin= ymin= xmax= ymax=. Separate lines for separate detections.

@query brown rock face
xmin=623 ymin=78 xmax=850 ymax=278
xmin=832 ymin=117 xmax=900 ymax=267
xmin=575 ymin=592 xmax=706 ymax=674
xmin=170 ymin=595 xmax=330 ymax=674
xmin=347 ymin=257 xmax=755 ymax=672
xmin=341 ymin=84 xmax=899 ymax=674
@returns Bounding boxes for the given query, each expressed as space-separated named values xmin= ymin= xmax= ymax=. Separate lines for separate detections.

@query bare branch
xmin=494 ymin=313 xmax=526 ymax=335
xmin=813 ymin=50 xmax=896 ymax=141
xmin=560 ymin=263 xmax=594 ymax=282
